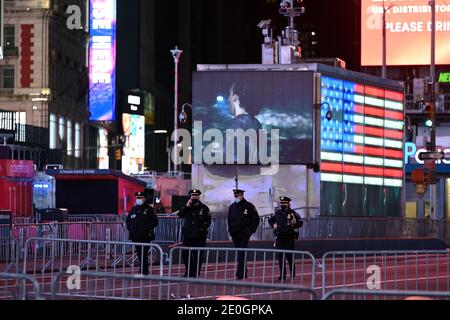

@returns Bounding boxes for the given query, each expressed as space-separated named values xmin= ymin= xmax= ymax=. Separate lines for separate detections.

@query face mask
xmin=191 ymin=199 xmax=200 ymax=205
xmin=136 ymin=199 xmax=144 ymax=206
xmin=234 ymin=197 xmax=243 ymax=203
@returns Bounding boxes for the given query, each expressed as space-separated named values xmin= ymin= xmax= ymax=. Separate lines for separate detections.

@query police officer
xmin=126 ymin=192 xmax=159 ymax=275
xmin=178 ymin=189 xmax=211 ymax=278
xmin=268 ymin=197 xmax=303 ymax=281
xmin=228 ymin=189 xmax=260 ymax=279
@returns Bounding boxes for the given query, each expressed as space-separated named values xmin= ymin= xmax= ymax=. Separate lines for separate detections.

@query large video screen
xmin=320 ymin=76 xmax=405 ymax=188
xmin=362 ymin=0 xmax=450 ymax=66
xmin=122 ymin=114 xmax=145 ymax=175
xmin=89 ymin=0 xmax=117 ymax=121
xmin=193 ymin=71 xmax=315 ymax=165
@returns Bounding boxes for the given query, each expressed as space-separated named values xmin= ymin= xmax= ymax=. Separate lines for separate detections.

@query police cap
xmin=233 ymin=189 xmax=245 ymax=196
xmin=189 ymin=189 xmax=202 ymax=196
xmin=135 ymin=192 xmax=145 ymax=197
xmin=279 ymin=196 xmax=292 ymax=203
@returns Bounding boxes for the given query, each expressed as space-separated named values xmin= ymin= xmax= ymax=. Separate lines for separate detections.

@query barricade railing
xmin=0 ymin=272 xmax=43 ymax=300
xmin=323 ymin=289 xmax=450 ymax=300
xmin=13 ymin=222 xmax=128 ymax=252
xmin=168 ymin=246 xmax=316 ymax=293
xmin=321 ymin=251 xmax=450 ymax=297
xmin=0 ymin=237 xmax=19 ymax=273
xmin=50 ymin=271 xmax=318 ymax=300
xmin=23 ymin=238 xmax=164 ymax=296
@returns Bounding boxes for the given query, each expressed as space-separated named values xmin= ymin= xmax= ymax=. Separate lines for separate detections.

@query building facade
xmin=0 ymin=0 xmax=90 ymax=170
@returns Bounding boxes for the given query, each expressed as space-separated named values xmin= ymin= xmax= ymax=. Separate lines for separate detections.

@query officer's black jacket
xmin=126 ymin=205 xmax=159 ymax=242
xmin=228 ymin=199 xmax=260 ymax=236
xmin=178 ymin=202 xmax=211 ymax=238
xmin=268 ymin=208 xmax=303 ymax=238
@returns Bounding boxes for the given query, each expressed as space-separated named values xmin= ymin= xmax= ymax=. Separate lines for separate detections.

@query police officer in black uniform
xmin=126 ymin=192 xmax=159 ymax=275
xmin=268 ymin=196 xmax=303 ymax=281
xmin=228 ymin=189 xmax=260 ymax=279
xmin=178 ymin=189 xmax=212 ymax=278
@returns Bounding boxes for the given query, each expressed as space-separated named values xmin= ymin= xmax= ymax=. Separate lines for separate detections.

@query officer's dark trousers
xmin=182 ymin=237 xmax=206 ymax=277
xmin=135 ymin=241 xmax=151 ymax=275
xmin=231 ymin=233 xmax=251 ymax=278
xmin=276 ymin=236 xmax=296 ymax=279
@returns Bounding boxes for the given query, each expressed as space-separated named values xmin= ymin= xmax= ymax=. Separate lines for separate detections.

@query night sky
xmin=117 ymin=0 xmax=362 ymax=172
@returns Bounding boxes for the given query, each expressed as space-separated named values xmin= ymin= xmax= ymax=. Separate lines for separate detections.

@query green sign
xmin=439 ymin=72 xmax=450 ymax=83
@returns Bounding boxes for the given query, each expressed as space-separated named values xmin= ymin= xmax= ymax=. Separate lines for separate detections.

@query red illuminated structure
xmin=47 ymin=170 xmax=147 ymax=215
xmin=0 ymin=160 xmax=34 ymax=218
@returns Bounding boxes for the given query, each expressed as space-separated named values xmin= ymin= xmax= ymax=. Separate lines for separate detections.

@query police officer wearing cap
xmin=178 ymin=189 xmax=212 ymax=278
xmin=268 ymin=196 xmax=303 ymax=281
xmin=126 ymin=192 xmax=159 ymax=275
xmin=228 ymin=189 xmax=260 ymax=279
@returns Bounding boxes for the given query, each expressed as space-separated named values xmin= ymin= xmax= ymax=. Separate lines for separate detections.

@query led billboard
xmin=361 ymin=0 xmax=450 ymax=66
xmin=193 ymin=71 xmax=315 ymax=165
xmin=122 ymin=114 xmax=145 ymax=175
xmin=89 ymin=0 xmax=117 ymax=121
xmin=320 ymin=76 xmax=405 ymax=216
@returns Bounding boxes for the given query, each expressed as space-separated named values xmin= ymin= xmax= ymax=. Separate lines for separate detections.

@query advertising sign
xmin=362 ymin=0 xmax=450 ymax=66
xmin=122 ymin=114 xmax=145 ymax=175
xmin=89 ymin=0 xmax=117 ymax=121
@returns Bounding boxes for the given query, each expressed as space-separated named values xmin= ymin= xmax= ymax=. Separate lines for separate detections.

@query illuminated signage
xmin=320 ymin=76 xmax=405 ymax=188
xmin=122 ymin=114 xmax=145 ymax=175
xmin=405 ymin=142 xmax=450 ymax=165
xmin=439 ymin=73 xmax=450 ymax=83
xmin=98 ymin=128 xmax=109 ymax=169
xmin=89 ymin=0 xmax=117 ymax=121
xmin=361 ymin=0 xmax=450 ymax=66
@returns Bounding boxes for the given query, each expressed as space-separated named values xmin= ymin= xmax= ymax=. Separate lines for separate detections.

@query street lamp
xmin=321 ymin=102 xmax=333 ymax=122
xmin=171 ymin=46 xmax=183 ymax=172
xmin=179 ymin=103 xmax=192 ymax=124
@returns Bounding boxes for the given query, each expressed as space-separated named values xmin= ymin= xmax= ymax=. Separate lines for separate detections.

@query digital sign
xmin=89 ymin=0 xmax=117 ymax=121
xmin=361 ymin=0 xmax=450 ymax=66
xmin=193 ymin=71 xmax=315 ymax=165
xmin=122 ymin=114 xmax=145 ymax=175
xmin=320 ymin=76 xmax=405 ymax=188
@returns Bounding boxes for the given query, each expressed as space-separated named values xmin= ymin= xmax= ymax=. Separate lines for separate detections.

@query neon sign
xmin=438 ymin=73 xmax=450 ymax=83
xmin=89 ymin=0 xmax=117 ymax=121
xmin=405 ymin=142 xmax=450 ymax=165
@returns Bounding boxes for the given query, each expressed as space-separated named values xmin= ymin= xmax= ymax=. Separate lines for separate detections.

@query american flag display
xmin=320 ymin=76 xmax=405 ymax=188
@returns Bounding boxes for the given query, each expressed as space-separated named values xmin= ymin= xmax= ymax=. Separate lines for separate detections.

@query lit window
xmin=50 ymin=114 xmax=57 ymax=149
xmin=67 ymin=120 xmax=73 ymax=156
xmin=75 ymin=123 xmax=82 ymax=158
xmin=59 ymin=116 xmax=65 ymax=143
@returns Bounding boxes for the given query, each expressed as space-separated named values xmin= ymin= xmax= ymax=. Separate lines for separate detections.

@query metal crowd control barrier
xmin=23 ymin=238 xmax=164 ymax=297
xmin=323 ymin=289 xmax=450 ymax=300
xmin=0 ymin=273 xmax=43 ymax=300
xmin=13 ymin=222 xmax=128 ymax=251
xmin=0 ymin=237 xmax=19 ymax=273
xmin=50 ymin=272 xmax=318 ymax=300
xmin=169 ymin=247 xmax=316 ymax=292
xmin=321 ymin=251 xmax=450 ymax=297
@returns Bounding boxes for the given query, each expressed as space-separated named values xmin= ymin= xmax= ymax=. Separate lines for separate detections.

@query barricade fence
xmin=168 ymin=247 xmax=316 ymax=291
xmin=23 ymin=238 xmax=164 ymax=296
xmin=323 ymin=289 xmax=450 ymax=300
xmin=3 ymin=216 xmax=449 ymax=248
xmin=321 ymin=250 xmax=450 ymax=297
xmin=0 ymin=237 xmax=19 ymax=273
xmin=51 ymin=272 xmax=318 ymax=301
xmin=0 ymin=272 xmax=43 ymax=300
